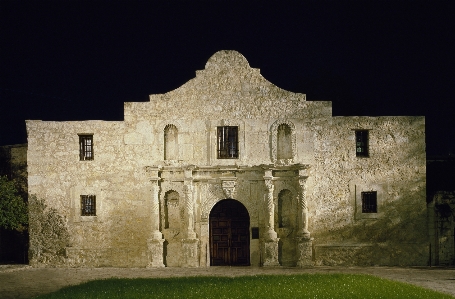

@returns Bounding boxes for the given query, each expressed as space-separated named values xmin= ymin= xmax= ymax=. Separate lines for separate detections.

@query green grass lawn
xmin=35 ymin=274 xmax=453 ymax=299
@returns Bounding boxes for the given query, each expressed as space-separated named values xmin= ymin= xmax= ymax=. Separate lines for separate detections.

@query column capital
xmin=297 ymin=165 xmax=311 ymax=178
xmin=298 ymin=177 xmax=308 ymax=187
xmin=183 ymin=165 xmax=197 ymax=179
xmin=264 ymin=179 xmax=274 ymax=192
xmin=183 ymin=183 xmax=193 ymax=194
xmin=145 ymin=166 xmax=162 ymax=181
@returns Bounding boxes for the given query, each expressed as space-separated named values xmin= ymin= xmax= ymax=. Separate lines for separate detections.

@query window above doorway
xmin=217 ymin=126 xmax=238 ymax=159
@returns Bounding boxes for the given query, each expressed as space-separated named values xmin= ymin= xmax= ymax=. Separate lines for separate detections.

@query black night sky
xmin=1 ymin=1 xmax=454 ymax=156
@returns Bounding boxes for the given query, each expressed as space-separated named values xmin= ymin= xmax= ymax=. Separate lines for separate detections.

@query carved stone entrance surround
xmin=147 ymin=163 xmax=311 ymax=267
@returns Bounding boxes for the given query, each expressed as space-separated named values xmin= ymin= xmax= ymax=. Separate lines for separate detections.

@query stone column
xmin=145 ymin=166 xmax=165 ymax=268
xmin=296 ymin=168 xmax=313 ymax=267
xmin=181 ymin=165 xmax=199 ymax=267
xmin=184 ymin=182 xmax=196 ymax=239
xmin=262 ymin=169 xmax=280 ymax=266
xmin=298 ymin=177 xmax=310 ymax=238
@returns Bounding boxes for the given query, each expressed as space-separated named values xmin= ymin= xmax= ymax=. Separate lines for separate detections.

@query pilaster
xmin=182 ymin=165 xmax=199 ymax=267
xmin=145 ymin=166 xmax=165 ymax=268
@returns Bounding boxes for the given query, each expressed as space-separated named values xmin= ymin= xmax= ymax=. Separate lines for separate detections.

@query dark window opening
xmin=217 ymin=126 xmax=238 ymax=159
xmin=356 ymin=130 xmax=369 ymax=157
xmin=361 ymin=191 xmax=377 ymax=213
xmin=79 ymin=135 xmax=93 ymax=161
xmin=252 ymin=227 xmax=259 ymax=239
xmin=81 ymin=195 xmax=96 ymax=216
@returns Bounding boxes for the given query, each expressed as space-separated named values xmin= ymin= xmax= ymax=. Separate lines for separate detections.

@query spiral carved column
xmin=296 ymin=168 xmax=313 ymax=267
xmin=298 ymin=177 xmax=310 ymax=238
xmin=262 ymin=169 xmax=280 ymax=267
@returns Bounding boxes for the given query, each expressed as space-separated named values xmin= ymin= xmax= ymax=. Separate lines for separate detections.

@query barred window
xmin=217 ymin=126 xmax=238 ymax=159
xmin=79 ymin=135 xmax=94 ymax=161
xmin=355 ymin=130 xmax=369 ymax=157
xmin=361 ymin=191 xmax=377 ymax=213
xmin=81 ymin=195 xmax=96 ymax=216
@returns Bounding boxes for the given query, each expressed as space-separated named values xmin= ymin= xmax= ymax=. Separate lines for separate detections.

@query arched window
xmin=277 ymin=124 xmax=292 ymax=160
xmin=164 ymin=124 xmax=178 ymax=160
xmin=278 ymin=189 xmax=292 ymax=228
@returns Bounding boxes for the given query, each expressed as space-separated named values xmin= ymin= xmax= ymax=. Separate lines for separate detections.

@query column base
xmin=262 ymin=238 xmax=280 ymax=267
xmin=296 ymin=237 xmax=314 ymax=267
xmin=146 ymin=238 xmax=165 ymax=268
xmin=181 ymin=238 xmax=199 ymax=267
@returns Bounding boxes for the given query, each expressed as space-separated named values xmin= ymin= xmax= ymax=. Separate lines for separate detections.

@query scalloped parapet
xmin=124 ymin=50 xmax=331 ymax=122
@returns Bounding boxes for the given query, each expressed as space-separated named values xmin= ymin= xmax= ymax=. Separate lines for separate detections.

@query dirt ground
xmin=1 ymin=265 xmax=454 ymax=298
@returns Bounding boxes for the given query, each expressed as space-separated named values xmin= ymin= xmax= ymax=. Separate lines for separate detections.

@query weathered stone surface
xmin=26 ymin=50 xmax=427 ymax=267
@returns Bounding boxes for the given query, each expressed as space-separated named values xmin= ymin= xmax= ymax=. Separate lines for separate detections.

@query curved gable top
xmin=204 ymin=50 xmax=251 ymax=71
xmin=125 ymin=50 xmax=332 ymax=121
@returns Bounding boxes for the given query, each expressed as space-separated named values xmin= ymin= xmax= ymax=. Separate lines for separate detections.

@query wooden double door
xmin=210 ymin=199 xmax=250 ymax=266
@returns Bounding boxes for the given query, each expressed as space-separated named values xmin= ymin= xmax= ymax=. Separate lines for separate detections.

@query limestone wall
xmin=310 ymin=116 xmax=427 ymax=265
xmin=26 ymin=50 xmax=427 ymax=267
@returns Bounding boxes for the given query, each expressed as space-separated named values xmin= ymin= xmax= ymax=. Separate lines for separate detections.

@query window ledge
xmin=79 ymin=216 xmax=98 ymax=222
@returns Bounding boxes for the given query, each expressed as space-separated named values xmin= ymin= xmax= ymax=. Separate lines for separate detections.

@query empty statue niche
xmin=278 ymin=189 xmax=293 ymax=228
xmin=277 ymin=124 xmax=292 ymax=160
xmin=164 ymin=190 xmax=180 ymax=229
xmin=164 ymin=124 xmax=178 ymax=160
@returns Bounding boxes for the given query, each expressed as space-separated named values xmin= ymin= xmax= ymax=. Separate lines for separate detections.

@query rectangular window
xmin=361 ymin=191 xmax=377 ymax=213
xmin=355 ymin=130 xmax=369 ymax=157
xmin=79 ymin=135 xmax=93 ymax=161
xmin=251 ymin=227 xmax=259 ymax=239
xmin=217 ymin=126 xmax=238 ymax=159
xmin=81 ymin=195 xmax=96 ymax=216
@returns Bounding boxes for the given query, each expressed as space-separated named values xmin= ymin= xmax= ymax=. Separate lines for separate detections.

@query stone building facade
xmin=26 ymin=50 xmax=427 ymax=267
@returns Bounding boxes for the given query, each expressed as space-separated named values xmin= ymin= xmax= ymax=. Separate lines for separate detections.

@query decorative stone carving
xmin=200 ymin=183 xmax=224 ymax=221
xmin=221 ymin=178 xmax=237 ymax=199
xmin=270 ymin=119 xmax=296 ymax=164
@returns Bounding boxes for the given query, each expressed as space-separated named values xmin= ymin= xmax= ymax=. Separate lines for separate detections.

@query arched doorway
xmin=209 ymin=199 xmax=250 ymax=266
